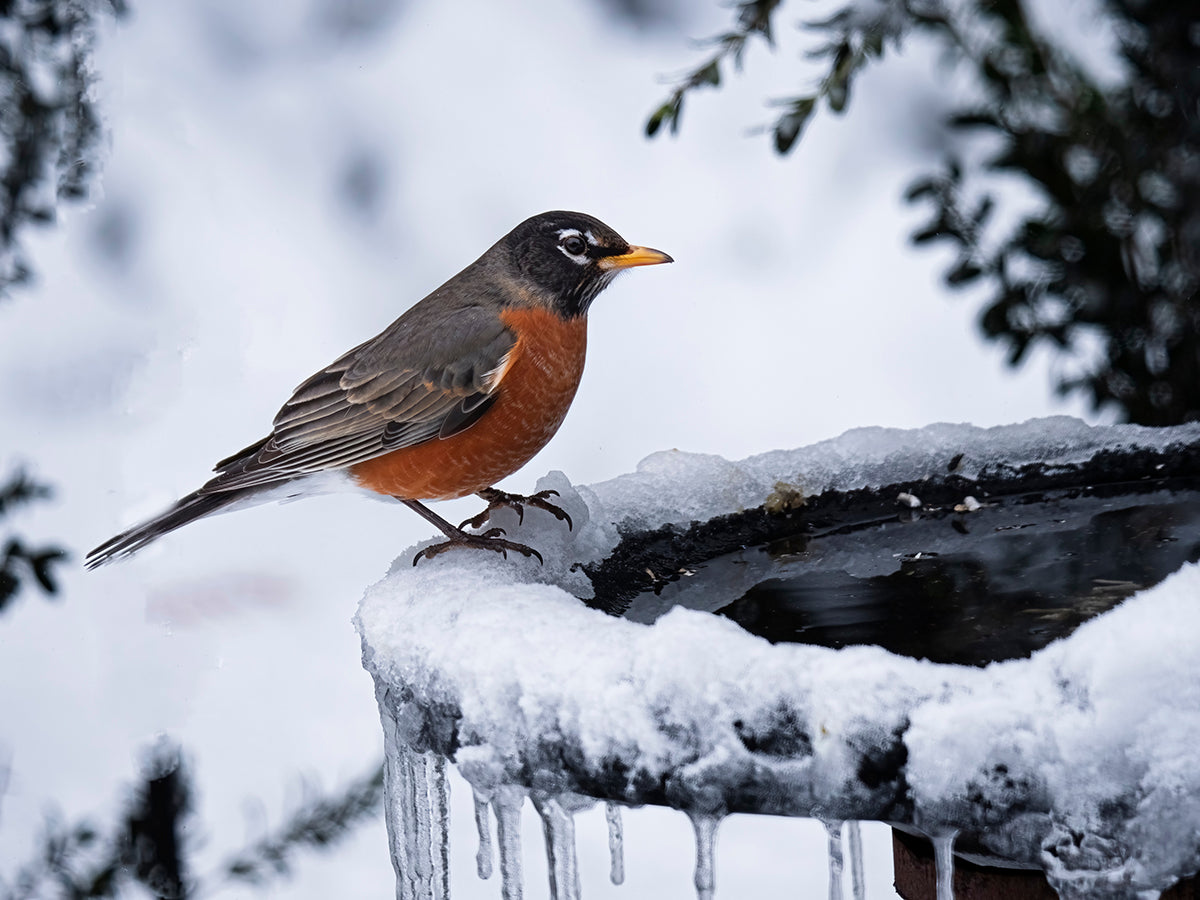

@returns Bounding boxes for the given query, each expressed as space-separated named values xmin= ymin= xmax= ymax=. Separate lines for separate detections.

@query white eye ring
xmin=560 ymin=234 xmax=587 ymax=257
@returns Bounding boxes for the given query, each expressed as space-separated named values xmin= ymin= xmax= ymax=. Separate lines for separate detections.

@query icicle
xmin=379 ymin=742 xmax=417 ymax=900
xmin=846 ymin=821 xmax=866 ymax=900
xmin=931 ymin=830 xmax=958 ymax=900
xmin=425 ymin=753 xmax=450 ymax=899
xmin=689 ymin=813 xmax=721 ymax=900
xmin=473 ymin=789 xmax=494 ymax=880
xmin=821 ymin=820 xmax=845 ymax=900
xmin=605 ymin=802 xmax=625 ymax=886
xmin=378 ymin=701 xmax=450 ymax=900
xmin=493 ymin=785 xmax=526 ymax=900
xmin=533 ymin=794 xmax=582 ymax=900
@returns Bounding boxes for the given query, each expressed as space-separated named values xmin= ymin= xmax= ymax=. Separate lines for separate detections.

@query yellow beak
xmin=598 ymin=245 xmax=674 ymax=270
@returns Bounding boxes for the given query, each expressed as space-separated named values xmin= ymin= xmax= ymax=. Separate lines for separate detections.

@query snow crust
xmin=593 ymin=416 xmax=1200 ymax=532
xmin=357 ymin=418 xmax=1200 ymax=898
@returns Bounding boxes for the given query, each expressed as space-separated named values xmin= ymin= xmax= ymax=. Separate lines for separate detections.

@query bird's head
xmin=502 ymin=211 xmax=672 ymax=318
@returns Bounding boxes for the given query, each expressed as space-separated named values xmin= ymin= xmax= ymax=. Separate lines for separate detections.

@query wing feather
xmin=202 ymin=303 xmax=516 ymax=493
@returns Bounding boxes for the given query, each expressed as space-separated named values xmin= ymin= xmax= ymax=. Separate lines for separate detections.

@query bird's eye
xmin=561 ymin=235 xmax=587 ymax=256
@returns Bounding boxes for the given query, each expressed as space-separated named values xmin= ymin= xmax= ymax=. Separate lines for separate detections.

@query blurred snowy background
xmin=0 ymin=0 xmax=1126 ymax=896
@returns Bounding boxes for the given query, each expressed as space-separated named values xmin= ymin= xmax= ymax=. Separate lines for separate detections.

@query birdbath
xmin=357 ymin=418 xmax=1200 ymax=900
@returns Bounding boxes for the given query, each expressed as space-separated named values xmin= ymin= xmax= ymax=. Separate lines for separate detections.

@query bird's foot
xmin=459 ymin=488 xmax=573 ymax=532
xmin=412 ymin=527 xmax=544 ymax=567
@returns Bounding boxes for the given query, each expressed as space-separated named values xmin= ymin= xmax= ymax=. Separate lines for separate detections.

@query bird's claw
xmin=412 ymin=530 xmax=543 ymax=566
xmin=459 ymin=488 xmax=573 ymax=532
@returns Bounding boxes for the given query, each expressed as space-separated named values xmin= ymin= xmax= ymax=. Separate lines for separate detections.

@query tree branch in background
xmin=0 ymin=470 xmax=67 ymax=612
xmin=904 ymin=0 xmax=1200 ymax=425
xmin=0 ymin=0 xmax=126 ymax=296
xmin=0 ymin=743 xmax=385 ymax=900
xmin=217 ymin=764 xmax=384 ymax=889
xmin=645 ymin=0 xmax=783 ymax=141
xmin=646 ymin=0 xmax=929 ymax=151
xmin=646 ymin=0 xmax=1200 ymax=425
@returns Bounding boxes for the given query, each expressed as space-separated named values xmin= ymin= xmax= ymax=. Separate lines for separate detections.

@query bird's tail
xmin=85 ymin=490 xmax=239 ymax=570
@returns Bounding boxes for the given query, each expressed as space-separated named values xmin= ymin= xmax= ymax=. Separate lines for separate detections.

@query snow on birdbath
xmin=356 ymin=418 xmax=1200 ymax=900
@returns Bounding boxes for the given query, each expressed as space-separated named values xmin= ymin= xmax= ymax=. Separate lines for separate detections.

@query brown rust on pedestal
xmin=891 ymin=830 xmax=1197 ymax=900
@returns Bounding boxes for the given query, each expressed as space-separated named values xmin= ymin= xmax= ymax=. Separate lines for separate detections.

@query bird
xmin=86 ymin=211 xmax=672 ymax=569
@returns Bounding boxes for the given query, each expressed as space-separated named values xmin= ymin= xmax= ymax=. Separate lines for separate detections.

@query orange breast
xmin=349 ymin=307 xmax=588 ymax=501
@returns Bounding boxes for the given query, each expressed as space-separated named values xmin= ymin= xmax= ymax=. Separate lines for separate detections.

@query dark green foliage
xmin=906 ymin=0 xmax=1200 ymax=424
xmin=647 ymin=0 xmax=1200 ymax=425
xmin=121 ymin=746 xmax=191 ymax=899
xmin=1 ymin=744 xmax=188 ymax=900
xmin=0 ymin=470 xmax=67 ymax=611
xmin=1 ymin=815 xmax=121 ymax=900
xmin=0 ymin=0 xmax=124 ymax=296
xmin=0 ymin=748 xmax=184 ymax=900
xmin=647 ymin=0 xmax=920 ymax=151
xmin=219 ymin=764 xmax=385 ymax=886
xmin=645 ymin=0 xmax=782 ymax=139
xmin=0 ymin=469 xmax=53 ymax=515
xmin=0 ymin=744 xmax=385 ymax=899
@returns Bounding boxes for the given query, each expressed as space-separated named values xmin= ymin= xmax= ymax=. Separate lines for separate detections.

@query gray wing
xmin=204 ymin=303 xmax=516 ymax=492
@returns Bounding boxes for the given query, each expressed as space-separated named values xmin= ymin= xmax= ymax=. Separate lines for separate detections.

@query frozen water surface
xmin=358 ymin=418 xmax=1200 ymax=899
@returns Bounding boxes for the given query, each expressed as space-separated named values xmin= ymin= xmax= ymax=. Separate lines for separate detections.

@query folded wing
xmin=205 ymin=304 xmax=516 ymax=492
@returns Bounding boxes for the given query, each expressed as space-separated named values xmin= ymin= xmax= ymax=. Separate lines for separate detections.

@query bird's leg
xmin=458 ymin=487 xmax=573 ymax=532
xmin=398 ymin=498 xmax=543 ymax=566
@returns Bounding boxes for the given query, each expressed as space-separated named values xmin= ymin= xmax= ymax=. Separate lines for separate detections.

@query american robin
xmin=86 ymin=211 xmax=671 ymax=568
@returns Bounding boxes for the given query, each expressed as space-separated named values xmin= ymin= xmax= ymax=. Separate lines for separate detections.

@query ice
xmin=378 ymin=695 xmax=450 ymax=900
xmin=604 ymin=802 xmax=625 ymax=886
xmin=823 ymin=820 xmax=845 ymax=900
xmin=932 ymin=831 xmax=957 ymax=900
xmin=591 ymin=417 xmax=1200 ymax=534
xmin=817 ymin=821 xmax=874 ymax=899
xmin=472 ymin=789 xmax=493 ymax=880
xmin=358 ymin=419 xmax=1200 ymax=897
xmin=689 ymin=813 xmax=720 ymax=900
xmin=492 ymin=786 xmax=525 ymax=900
xmin=532 ymin=793 xmax=582 ymax=900
xmin=847 ymin=821 xmax=866 ymax=900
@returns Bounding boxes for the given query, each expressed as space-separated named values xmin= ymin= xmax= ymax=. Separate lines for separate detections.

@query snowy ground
xmin=0 ymin=1 xmax=1121 ymax=898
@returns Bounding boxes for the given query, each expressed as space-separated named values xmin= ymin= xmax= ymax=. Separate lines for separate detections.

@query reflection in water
xmin=631 ymin=492 xmax=1200 ymax=666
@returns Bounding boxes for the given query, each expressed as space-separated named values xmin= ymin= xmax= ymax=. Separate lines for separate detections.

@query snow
xmin=359 ymin=419 xmax=1200 ymax=899
xmin=592 ymin=417 xmax=1200 ymax=535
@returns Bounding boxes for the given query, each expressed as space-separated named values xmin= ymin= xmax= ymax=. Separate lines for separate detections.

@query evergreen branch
xmin=1 ymin=748 xmax=386 ymax=900
xmin=645 ymin=0 xmax=783 ymax=139
xmin=0 ymin=470 xmax=67 ymax=612
xmin=215 ymin=763 xmax=385 ymax=889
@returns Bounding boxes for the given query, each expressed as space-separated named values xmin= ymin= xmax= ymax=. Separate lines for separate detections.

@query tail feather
xmin=85 ymin=491 xmax=238 ymax=570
